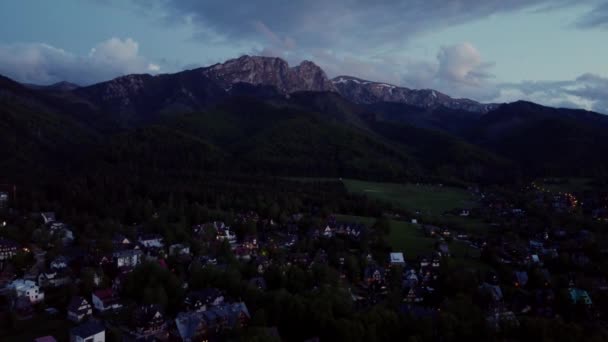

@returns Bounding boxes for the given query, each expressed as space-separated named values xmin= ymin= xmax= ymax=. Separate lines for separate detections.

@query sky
xmin=0 ymin=0 xmax=606 ymax=112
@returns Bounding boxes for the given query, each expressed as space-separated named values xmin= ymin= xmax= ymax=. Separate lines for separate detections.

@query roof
xmin=93 ymin=288 xmax=114 ymax=301
xmin=390 ymin=252 xmax=405 ymax=264
xmin=70 ymin=321 xmax=104 ymax=338
xmin=67 ymin=296 xmax=90 ymax=312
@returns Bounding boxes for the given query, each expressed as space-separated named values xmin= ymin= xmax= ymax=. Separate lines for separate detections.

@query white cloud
xmin=497 ymin=73 xmax=608 ymax=113
xmin=0 ymin=37 xmax=161 ymax=85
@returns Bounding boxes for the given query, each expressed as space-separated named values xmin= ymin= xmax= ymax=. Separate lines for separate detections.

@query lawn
xmin=342 ymin=179 xmax=477 ymax=216
xmin=387 ymin=220 xmax=436 ymax=258
xmin=334 ymin=214 xmax=377 ymax=226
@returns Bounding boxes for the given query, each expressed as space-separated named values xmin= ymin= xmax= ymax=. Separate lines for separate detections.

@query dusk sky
xmin=0 ymin=0 xmax=607 ymax=112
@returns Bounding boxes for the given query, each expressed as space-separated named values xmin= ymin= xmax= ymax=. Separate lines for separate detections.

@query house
xmin=249 ymin=276 xmax=267 ymax=290
xmin=0 ymin=238 xmax=18 ymax=261
xmin=184 ymin=288 xmax=224 ymax=312
xmin=130 ymin=305 xmax=167 ymax=339
xmin=216 ymin=227 xmax=237 ymax=244
xmin=169 ymin=243 xmax=191 ymax=256
xmin=514 ymin=271 xmax=529 ymax=288
xmin=113 ymin=248 xmax=142 ymax=268
xmin=138 ymin=234 xmax=164 ymax=249
xmin=50 ymin=256 xmax=69 ymax=270
xmin=112 ymin=234 xmax=132 ymax=247
xmin=424 ymin=225 xmax=440 ymax=237
xmin=389 ymin=252 xmax=405 ymax=266
xmin=67 ymin=296 xmax=93 ymax=323
xmin=175 ymin=302 xmax=250 ymax=341
xmin=364 ymin=266 xmax=385 ymax=286
xmin=402 ymin=269 xmax=419 ymax=288
xmin=38 ymin=269 xmax=71 ymax=288
xmin=41 ymin=212 xmax=56 ymax=225
xmin=70 ymin=321 xmax=105 ymax=342
xmin=8 ymin=279 xmax=44 ymax=303
xmin=404 ymin=286 xmax=425 ymax=303
xmin=437 ymin=243 xmax=450 ymax=257
xmin=0 ymin=191 xmax=8 ymax=208
xmin=480 ymin=283 xmax=503 ymax=303
xmin=569 ymin=288 xmax=592 ymax=306
xmin=92 ymin=288 xmax=122 ymax=312
xmin=431 ymin=255 xmax=441 ymax=268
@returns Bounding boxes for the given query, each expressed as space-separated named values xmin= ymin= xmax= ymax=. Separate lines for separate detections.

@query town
xmin=1 ymin=177 xmax=607 ymax=341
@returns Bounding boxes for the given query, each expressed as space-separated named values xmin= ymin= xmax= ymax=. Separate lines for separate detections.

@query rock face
xmin=332 ymin=76 xmax=496 ymax=113
xmin=199 ymin=55 xmax=337 ymax=93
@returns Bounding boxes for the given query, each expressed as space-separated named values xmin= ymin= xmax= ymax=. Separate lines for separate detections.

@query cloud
xmin=0 ymin=38 xmax=161 ymax=85
xmin=396 ymin=43 xmax=499 ymax=100
xmin=130 ymin=0 xmax=601 ymax=54
xmin=496 ymin=73 xmax=608 ymax=113
xmin=575 ymin=2 xmax=608 ymax=29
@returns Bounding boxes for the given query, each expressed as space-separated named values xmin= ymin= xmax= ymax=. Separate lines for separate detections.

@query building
xmin=169 ymin=243 xmax=191 ymax=256
xmin=67 ymin=296 xmax=93 ymax=322
xmin=0 ymin=238 xmax=18 ymax=261
xmin=175 ymin=302 xmax=250 ymax=341
xmin=92 ymin=288 xmax=122 ymax=312
xmin=130 ymin=305 xmax=167 ymax=339
xmin=184 ymin=288 xmax=225 ymax=312
xmin=0 ymin=191 xmax=8 ymax=208
xmin=41 ymin=212 xmax=56 ymax=225
xmin=112 ymin=248 xmax=143 ymax=268
xmin=389 ymin=252 xmax=405 ymax=266
xmin=8 ymin=279 xmax=44 ymax=303
xmin=70 ymin=321 xmax=105 ymax=342
xmin=38 ymin=270 xmax=71 ymax=288
xmin=138 ymin=234 xmax=164 ymax=249
xmin=569 ymin=288 xmax=592 ymax=306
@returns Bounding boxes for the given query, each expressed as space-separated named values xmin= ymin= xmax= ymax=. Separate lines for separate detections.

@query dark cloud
xmin=576 ymin=2 xmax=608 ymax=29
xmin=132 ymin=0 xmax=602 ymax=53
xmin=0 ymin=38 xmax=162 ymax=85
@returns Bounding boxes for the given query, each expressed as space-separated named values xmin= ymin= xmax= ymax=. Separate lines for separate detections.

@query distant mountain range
xmin=2 ymin=55 xmax=608 ymax=183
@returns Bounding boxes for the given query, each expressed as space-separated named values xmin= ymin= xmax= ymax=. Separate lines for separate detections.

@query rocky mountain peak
xmin=200 ymin=55 xmax=336 ymax=93
xmin=331 ymin=75 xmax=495 ymax=113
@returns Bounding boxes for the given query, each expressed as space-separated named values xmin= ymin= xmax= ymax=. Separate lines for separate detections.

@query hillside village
xmin=1 ymin=178 xmax=607 ymax=342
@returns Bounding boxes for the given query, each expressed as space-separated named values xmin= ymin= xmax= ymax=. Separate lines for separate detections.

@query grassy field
xmin=342 ymin=179 xmax=477 ymax=216
xmin=387 ymin=220 xmax=436 ymax=258
xmin=334 ymin=214 xmax=377 ymax=226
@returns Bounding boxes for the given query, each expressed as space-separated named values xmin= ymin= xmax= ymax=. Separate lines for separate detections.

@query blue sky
xmin=0 ymin=0 xmax=607 ymax=112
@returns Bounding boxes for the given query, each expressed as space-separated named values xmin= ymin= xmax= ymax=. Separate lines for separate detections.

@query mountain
xmin=3 ymin=54 xmax=608 ymax=182
xmin=200 ymin=55 xmax=337 ymax=93
xmin=332 ymin=75 xmax=496 ymax=113
xmin=24 ymin=81 xmax=80 ymax=92
xmin=0 ymin=75 xmax=99 ymax=178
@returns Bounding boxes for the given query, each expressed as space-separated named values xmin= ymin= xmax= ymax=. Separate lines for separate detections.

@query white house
xmin=169 ymin=244 xmax=191 ymax=256
xmin=8 ymin=279 xmax=44 ymax=303
xmin=390 ymin=252 xmax=406 ymax=266
xmin=70 ymin=321 xmax=105 ymax=342
xmin=113 ymin=249 xmax=143 ymax=268
xmin=138 ymin=234 xmax=165 ymax=249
